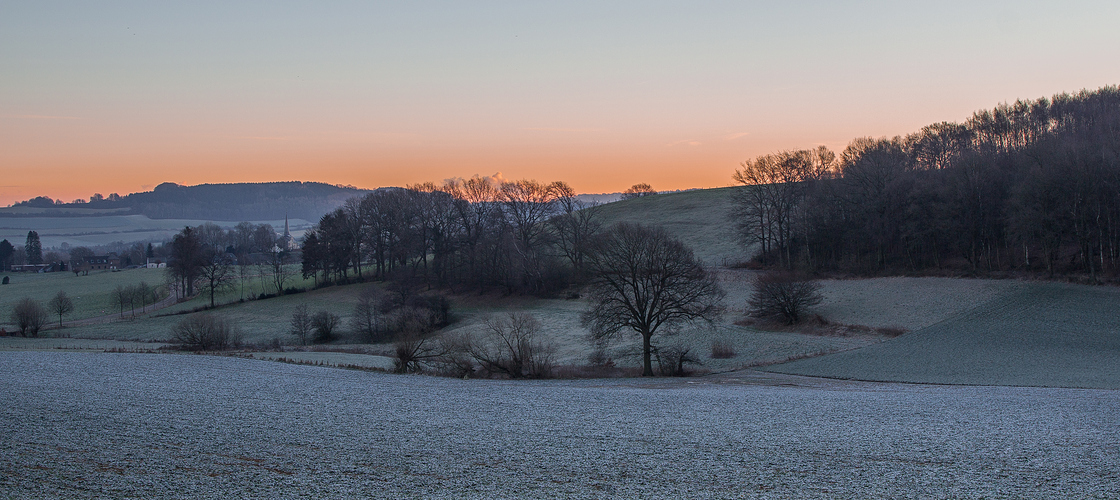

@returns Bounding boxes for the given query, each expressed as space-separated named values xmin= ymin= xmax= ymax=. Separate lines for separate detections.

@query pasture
xmin=596 ymin=187 xmax=749 ymax=266
xmin=768 ymin=281 xmax=1120 ymax=388
xmin=2 ymin=352 xmax=1117 ymax=499
xmin=0 ymin=268 xmax=168 ymax=328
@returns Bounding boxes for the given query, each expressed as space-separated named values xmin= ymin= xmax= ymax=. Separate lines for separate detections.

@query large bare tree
xmin=583 ymin=223 xmax=724 ymax=376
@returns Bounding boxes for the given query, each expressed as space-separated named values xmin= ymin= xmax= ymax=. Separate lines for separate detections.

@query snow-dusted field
xmin=2 ymin=352 xmax=1118 ymax=499
xmin=769 ymin=282 xmax=1120 ymax=388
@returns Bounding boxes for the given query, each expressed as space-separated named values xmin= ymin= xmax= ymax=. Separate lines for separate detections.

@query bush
xmin=747 ymin=271 xmax=823 ymax=324
xmin=172 ymin=314 xmax=237 ymax=351
xmin=311 ymin=311 xmax=341 ymax=343
xmin=10 ymin=297 xmax=48 ymax=337
xmin=351 ymin=285 xmax=452 ymax=342
xmin=653 ymin=344 xmax=701 ymax=376
xmin=461 ymin=313 xmax=554 ymax=379
xmin=710 ymin=339 xmax=735 ymax=359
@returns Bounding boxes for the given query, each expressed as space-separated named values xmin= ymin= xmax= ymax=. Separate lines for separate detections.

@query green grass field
xmin=0 ymin=268 xmax=169 ymax=328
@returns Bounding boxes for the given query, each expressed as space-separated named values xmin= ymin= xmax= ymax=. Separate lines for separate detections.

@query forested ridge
xmin=734 ymin=85 xmax=1120 ymax=279
xmin=14 ymin=181 xmax=367 ymax=221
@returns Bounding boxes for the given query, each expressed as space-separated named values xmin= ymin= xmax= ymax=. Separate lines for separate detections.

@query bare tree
xmin=11 ymin=297 xmax=49 ymax=337
xmin=583 ymin=223 xmax=724 ymax=376
xmin=269 ymin=250 xmax=295 ymax=295
xmin=199 ymin=249 xmax=235 ymax=307
xmin=620 ymin=183 xmax=656 ymax=200
xmin=48 ymin=290 xmax=74 ymax=328
xmin=462 ymin=313 xmax=554 ymax=378
xmin=311 ymin=311 xmax=341 ymax=343
xmin=134 ymin=282 xmax=157 ymax=313
xmin=392 ymin=334 xmax=448 ymax=374
xmin=732 ymin=147 xmax=834 ymax=268
xmin=350 ymin=286 xmax=386 ymax=341
xmin=747 ymin=271 xmax=823 ymax=324
xmin=289 ymin=304 xmax=313 ymax=345
xmin=112 ymin=284 xmax=130 ymax=318
xmin=551 ymin=189 xmax=603 ymax=277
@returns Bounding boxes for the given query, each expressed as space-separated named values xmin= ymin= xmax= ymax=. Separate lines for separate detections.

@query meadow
xmin=598 ymin=188 xmax=748 ymax=266
xmin=768 ymin=281 xmax=1120 ymax=388
xmin=0 ymin=268 xmax=168 ymax=328
xmin=3 ymin=187 xmax=1118 ymax=391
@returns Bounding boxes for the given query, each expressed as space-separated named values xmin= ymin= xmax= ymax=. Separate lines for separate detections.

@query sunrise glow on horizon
xmin=3 ymin=1 xmax=1119 ymax=206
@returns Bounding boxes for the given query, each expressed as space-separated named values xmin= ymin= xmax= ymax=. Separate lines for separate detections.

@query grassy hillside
xmin=766 ymin=281 xmax=1120 ymax=388
xmin=0 ymin=268 xmax=168 ymax=328
xmin=595 ymin=187 xmax=750 ymax=266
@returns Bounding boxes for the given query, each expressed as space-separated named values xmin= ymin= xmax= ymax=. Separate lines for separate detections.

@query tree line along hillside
xmin=13 ymin=181 xmax=369 ymax=221
xmin=733 ymin=85 xmax=1120 ymax=279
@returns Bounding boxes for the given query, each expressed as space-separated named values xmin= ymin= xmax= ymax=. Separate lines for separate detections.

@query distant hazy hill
xmin=128 ymin=182 xmax=371 ymax=221
xmin=15 ymin=182 xmax=370 ymax=222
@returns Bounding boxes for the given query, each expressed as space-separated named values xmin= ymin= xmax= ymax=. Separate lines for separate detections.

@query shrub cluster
xmin=172 ymin=314 xmax=239 ymax=351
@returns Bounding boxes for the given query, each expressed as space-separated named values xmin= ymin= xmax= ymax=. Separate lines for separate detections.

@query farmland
xmin=2 ymin=352 xmax=1117 ymax=499
xmin=767 ymin=282 xmax=1120 ymax=388
xmin=0 ymin=268 xmax=169 ymax=328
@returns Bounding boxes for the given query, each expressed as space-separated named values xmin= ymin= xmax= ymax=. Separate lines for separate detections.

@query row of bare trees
xmin=167 ymin=224 xmax=295 ymax=306
xmin=300 ymin=177 xmax=603 ymax=295
xmin=734 ymin=85 xmax=1120 ymax=278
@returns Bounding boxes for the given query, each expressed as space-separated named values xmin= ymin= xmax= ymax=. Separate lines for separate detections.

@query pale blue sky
xmin=2 ymin=1 xmax=1118 ymax=203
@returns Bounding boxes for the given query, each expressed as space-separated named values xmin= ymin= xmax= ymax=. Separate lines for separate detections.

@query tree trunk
xmin=642 ymin=332 xmax=653 ymax=377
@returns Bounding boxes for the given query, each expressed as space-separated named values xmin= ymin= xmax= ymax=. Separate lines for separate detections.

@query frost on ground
xmin=809 ymin=276 xmax=1021 ymax=331
xmin=2 ymin=352 xmax=1118 ymax=499
xmin=769 ymin=282 xmax=1120 ymax=388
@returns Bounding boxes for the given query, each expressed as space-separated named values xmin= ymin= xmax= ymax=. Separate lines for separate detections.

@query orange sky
xmin=3 ymin=2 xmax=1120 ymax=206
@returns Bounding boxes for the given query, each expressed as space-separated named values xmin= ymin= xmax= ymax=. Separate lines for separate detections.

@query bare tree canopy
xmin=583 ymin=223 xmax=724 ymax=376
xmin=747 ymin=271 xmax=823 ymax=325
xmin=11 ymin=297 xmax=49 ymax=337
xmin=620 ymin=183 xmax=656 ymax=200
xmin=731 ymin=146 xmax=834 ymax=268
xmin=48 ymin=290 xmax=74 ymax=328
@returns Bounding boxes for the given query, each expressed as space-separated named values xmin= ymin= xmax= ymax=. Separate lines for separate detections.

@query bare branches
xmin=583 ymin=223 xmax=724 ymax=376
xmin=747 ymin=271 xmax=822 ymax=325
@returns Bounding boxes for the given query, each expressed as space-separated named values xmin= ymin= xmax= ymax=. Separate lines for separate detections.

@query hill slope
xmin=10 ymin=181 xmax=368 ymax=222
xmin=766 ymin=281 xmax=1120 ymax=389
xmin=594 ymin=187 xmax=749 ymax=266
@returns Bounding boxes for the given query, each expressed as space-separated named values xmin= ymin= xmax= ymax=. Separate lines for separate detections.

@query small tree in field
xmin=747 ymin=271 xmax=823 ymax=324
xmin=48 ymin=290 xmax=74 ymax=327
xmin=289 ymin=304 xmax=313 ymax=345
xmin=311 ymin=310 xmax=341 ymax=343
xmin=11 ymin=298 xmax=49 ymax=337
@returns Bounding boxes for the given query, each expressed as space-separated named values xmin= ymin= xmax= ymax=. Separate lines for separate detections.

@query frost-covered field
xmin=2 ymin=352 xmax=1118 ymax=499
xmin=770 ymin=282 xmax=1120 ymax=388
